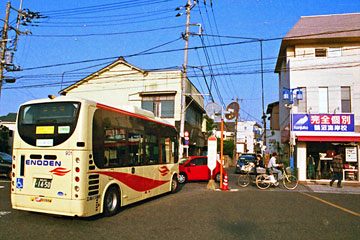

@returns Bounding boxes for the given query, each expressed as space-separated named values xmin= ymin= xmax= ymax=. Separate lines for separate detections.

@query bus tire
xmin=171 ymin=175 xmax=178 ymax=193
xmin=103 ymin=186 xmax=120 ymax=217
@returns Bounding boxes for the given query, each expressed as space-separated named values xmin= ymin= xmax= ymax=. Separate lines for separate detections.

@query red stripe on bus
xmin=96 ymin=103 xmax=174 ymax=128
xmin=94 ymin=171 xmax=169 ymax=192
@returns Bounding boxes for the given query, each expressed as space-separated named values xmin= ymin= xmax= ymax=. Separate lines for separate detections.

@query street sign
xmin=225 ymin=102 xmax=239 ymax=120
xmin=207 ymin=136 xmax=217 ymax=173
xmin=184 ymin=131 xmax=189 ymax=145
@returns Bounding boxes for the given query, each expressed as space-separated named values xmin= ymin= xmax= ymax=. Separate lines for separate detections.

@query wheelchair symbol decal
xmin=16 ymin=178 xmax=23 ymax=189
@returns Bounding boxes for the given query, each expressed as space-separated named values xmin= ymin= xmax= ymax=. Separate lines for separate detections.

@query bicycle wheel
xmin=256 ymin=175 xmax=270 ymax=190
xmin=282 ymin=174 xmax=298 ymax=190
xmin=237 ymin=174 xmax=251 ymax=187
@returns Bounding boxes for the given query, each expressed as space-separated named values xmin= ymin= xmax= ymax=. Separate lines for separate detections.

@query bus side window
xmin=129 ymin=132 xmax=143 ymax=166
xmin=145 ymin=135 xmax=159 ymax=165
xmin=161 ymin=137 xmax=172 ymax=164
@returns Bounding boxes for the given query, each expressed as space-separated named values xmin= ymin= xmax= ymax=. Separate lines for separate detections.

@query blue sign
xmin=16 ymin=178 xmax=23 ymax=189
xmin=292 ymin=114 xmax=354 ymax=132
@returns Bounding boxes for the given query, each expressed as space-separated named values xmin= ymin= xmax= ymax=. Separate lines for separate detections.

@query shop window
xmin=142 ymin=95 xmax=174 ymax=118
xmin=341 ymin=87 xmax=351 ymax=113
xmin=318 ymin=87 xmax=328 ymax=113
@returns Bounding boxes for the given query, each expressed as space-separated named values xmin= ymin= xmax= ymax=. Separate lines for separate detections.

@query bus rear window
xmin=18 ymin=102 xmax=81 ymax=147
xmin=20 ymin=102 xmax=80 ymax=124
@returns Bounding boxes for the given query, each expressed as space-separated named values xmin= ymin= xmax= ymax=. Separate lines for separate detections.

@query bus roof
xmin=19 ymin=96 xmax=175 ymax=129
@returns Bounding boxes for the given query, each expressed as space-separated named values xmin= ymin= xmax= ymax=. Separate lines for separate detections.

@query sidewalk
xmin=300 ymin=183 xmax=360 ymax=194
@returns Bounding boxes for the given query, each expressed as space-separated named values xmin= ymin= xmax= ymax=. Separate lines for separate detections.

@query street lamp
xmin=283 ymin=87 xmax=303 ymax=172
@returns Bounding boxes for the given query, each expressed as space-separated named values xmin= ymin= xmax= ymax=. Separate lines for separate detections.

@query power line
xmin=28 ymin=25 xmax=184 ymax=38
xmin=42 ymin=0 xmax=176 ymax=17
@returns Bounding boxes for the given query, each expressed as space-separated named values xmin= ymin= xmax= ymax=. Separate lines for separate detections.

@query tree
xmin=204 ymin=114 xmax=216 ymax=137
xmin=217 ymin=138 xmax=235 ymax=158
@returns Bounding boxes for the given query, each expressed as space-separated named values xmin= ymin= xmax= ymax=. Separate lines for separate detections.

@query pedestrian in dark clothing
xmin=255 ymin=155 xmax=264 ymax=168
xmin=330 ymin=151 xmax=344 ymax=188
xmin=254 ymin=155 xmax=264 ymax=174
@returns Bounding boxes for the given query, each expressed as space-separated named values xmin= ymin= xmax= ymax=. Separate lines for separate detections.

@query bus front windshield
xmin=18 ymin=102 xmax=81 ymax=147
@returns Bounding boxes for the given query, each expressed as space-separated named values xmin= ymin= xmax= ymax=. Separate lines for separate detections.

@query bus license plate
xmin=35 ymin=178 xmax=52 ymax=189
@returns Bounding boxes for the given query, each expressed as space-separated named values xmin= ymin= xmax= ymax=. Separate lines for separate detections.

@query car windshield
xmin=179 ymin=157 xmax=190 ymax=165
xmin=238 ymin=156 xmax=255 ymax=163
xmin=0 ymin=152 xmax=12 ymax=163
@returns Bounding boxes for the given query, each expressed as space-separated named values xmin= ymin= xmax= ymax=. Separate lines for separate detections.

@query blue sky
xmin=1 ymin=0 xmax=359 ymax=125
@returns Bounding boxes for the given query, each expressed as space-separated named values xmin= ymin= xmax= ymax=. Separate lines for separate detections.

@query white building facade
xmin=275 ymin=13 xmax=360 ymax=183
xmin=59 ymin=57 xmax=206 ymax=156
xmin=236 ymin=121 xmax=263 ymax=155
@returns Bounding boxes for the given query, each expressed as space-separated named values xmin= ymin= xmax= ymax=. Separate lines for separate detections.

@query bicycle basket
xmin=286 ymin=166 xmax=292 ymax=175
xmin=241 ymin=164 xmax=252 ymax=173
xmin=256 ymin=167 xmax=266 ymax=174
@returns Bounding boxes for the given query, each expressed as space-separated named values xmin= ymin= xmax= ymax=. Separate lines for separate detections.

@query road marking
xmin=0 ymin=186 xmax=4 ymax=189
xmin=0 ymin=211 xmax=11 ymax=217
xmin=300 ymin=192 xmax=360 ymax=217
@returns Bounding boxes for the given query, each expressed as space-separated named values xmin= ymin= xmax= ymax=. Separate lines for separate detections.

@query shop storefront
xmin=293 ymin=114 xmax=360 ymax=183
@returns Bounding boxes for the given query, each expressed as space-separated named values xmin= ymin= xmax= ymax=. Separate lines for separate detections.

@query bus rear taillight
xmin=75 ymin=167 xmax=80 ymax=173
xmin=75 ymin=177 xmax=80 ymax=182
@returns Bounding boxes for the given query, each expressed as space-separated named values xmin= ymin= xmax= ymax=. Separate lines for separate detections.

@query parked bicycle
xmin=255 ymin=166 xmax=298 ymax=190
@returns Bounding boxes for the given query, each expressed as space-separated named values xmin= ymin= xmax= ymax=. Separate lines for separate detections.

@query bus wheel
xmin=103 ymin=186 xmax=120 ymax=217
xmin=171 ymin=176 xmax=178 ymax=193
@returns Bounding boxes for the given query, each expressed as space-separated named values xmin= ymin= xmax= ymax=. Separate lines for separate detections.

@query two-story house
xmin=59 ymin=57 xmax=206 ymax=156
xmin=236 ymin=121 xmax=263 ymax=155
xmin=275 ymin=13 xmax=360 ymax=183
xmin=266 ymin=101 xmax=281 ymax=155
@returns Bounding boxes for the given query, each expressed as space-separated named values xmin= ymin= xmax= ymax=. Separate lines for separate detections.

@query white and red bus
xmin=11 ymin=96 xmax=179 ymax=217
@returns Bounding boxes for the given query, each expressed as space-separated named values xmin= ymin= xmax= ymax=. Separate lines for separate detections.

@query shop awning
xmin=297 ymin=135 xmax=360 ymax=142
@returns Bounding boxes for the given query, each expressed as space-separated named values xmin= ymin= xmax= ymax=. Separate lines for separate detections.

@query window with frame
xmin=328 ymin=47 xmax=342 ymax=57
xmin=141 ymin=95 xmax=174 ymax=118
xmin=341 ymin=87 xmax=351 ymax=113
xmin=315 ymin=48 xmax=327 ymax=57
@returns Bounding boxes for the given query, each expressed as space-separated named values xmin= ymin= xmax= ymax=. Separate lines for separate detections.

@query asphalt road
xmin=0 ymin=172 xmax=359 ymax=240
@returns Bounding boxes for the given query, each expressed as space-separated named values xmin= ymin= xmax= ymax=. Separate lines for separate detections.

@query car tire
xmin=178 ymin=173 xmax=187 ymax=184
xmin=215 ymin=173 xmax=221 ymax=183
xmin=103 ymin=186 xmax=120 ymax=217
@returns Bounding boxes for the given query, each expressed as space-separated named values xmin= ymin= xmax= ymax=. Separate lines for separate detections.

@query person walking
xmin=330 ymin=149 xmax=344 ymax=188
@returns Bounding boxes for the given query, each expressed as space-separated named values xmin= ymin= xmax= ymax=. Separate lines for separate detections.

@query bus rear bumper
xmin=11 ymin=193 xmax=100 ymax=217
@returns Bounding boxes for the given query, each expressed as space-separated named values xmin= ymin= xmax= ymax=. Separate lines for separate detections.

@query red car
xmin=178 ymin=156 xmax=225 ymax=184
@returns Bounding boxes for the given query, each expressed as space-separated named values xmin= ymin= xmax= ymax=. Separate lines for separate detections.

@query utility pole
xmin=232 ymin=98 xmax=242 ymax=161
xmin=260 ymin=40 xmax=267 ymax=150
xmin=0 ymin=1 xmax=11 ymax=99
xmin=179 ymin=0 xmax=192 ymax=157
